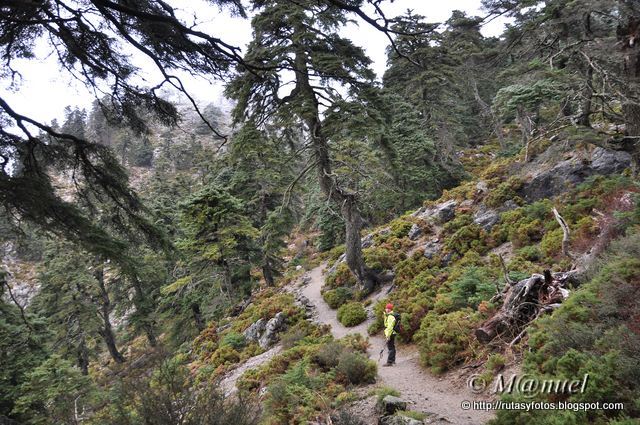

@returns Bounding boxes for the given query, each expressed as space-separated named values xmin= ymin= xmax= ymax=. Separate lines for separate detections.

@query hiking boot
xmin=382 ymin=362 xmax=394 ymax=367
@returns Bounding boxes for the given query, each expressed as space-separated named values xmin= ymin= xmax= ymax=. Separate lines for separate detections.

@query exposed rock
xmin=473 ymin=208 xmax=500 ymax=231
xmin=408 ymin=224 xmax=422 ymax=240
xmin=362 ymin=233 xmax=375 ymax=248
xmin=423 ymin=242 xmax=442 ymax=260
xmin=591 ymin=147 xmax=630 ymax=174
xmin=243 ymin=318 xmax=266 ymax=343
xmin=440 ymin=252 xmax=453 ymax=267
xmin=379 ymin=414 xmax=424 ymax=425
xmin=300 ymin=274 xmax=312 ymax=286
xmin=500 ymin=199 xmax=519 ymax=211
xmin=476 ymin=180 xmax=489 ymax=195
xmin=258 ymin=312 xmax=286 ymax=349
xmin=327 ymin=253 xmax=346 ymax=275
xmin=377 ymin=395 xmax=408 ymax=416
xmin=434 ymin=200 xmax=457 ymax=223
xmin=520 ymin=148 xmax=630 ymax=202
xmin=414 ymin=200 xmax=456 ymax=224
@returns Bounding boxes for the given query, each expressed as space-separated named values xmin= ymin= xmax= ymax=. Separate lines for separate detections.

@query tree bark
xmin=131 ymin=276 xmax=157 ymax=347
xmin=577 ymin=66 xmax=593 ymax=127
xmin=191 ymin=303 xmax=205 ymax=332
xmin=77 ymin=336 xmax=89 ymax=375
xmin=475 ymin=271 xmax=575 ymax=344
xmin=622 ymin=102 xmax=640 ymax=175
xmin=292 ymin=35 xmax=377 ymax=292
xmin=94 ymin=262 xmax=125 ymax=363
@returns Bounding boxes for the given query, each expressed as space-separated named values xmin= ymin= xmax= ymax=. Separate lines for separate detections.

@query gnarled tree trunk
xmin=293 ymin=38 xmax=378 ymax=293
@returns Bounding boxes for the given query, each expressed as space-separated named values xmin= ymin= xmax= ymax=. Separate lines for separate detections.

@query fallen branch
xmin=476 ymin=271 xmax=576 ymax=344
xmin=553 ymin=207 xmax=574 ymax=260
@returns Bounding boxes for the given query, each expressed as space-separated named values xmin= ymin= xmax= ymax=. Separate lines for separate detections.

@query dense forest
xmin=1 ymin=1 xmax=639 ymax=424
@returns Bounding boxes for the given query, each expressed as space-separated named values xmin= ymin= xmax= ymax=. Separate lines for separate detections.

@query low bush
xmin=313 ymin=341 xmax=345 ymax=370
xmin=221 ymin=332 xmax=246 ymax=350
xmin=326 ymin=263 xmax=358 ymax=288
xmin=491 ymin=231 xmax=640 ymax=425
xmin=323 ymin=287 xmax=353 ymax=309
xmin=415 ymin=309 xmax=482 ymax=374
xmin=447 ymin=266 xmax=497 ymax=310
xmin=335 ymin=352 xmax=377 ymax=385
xmin=337 ymin=302 xmax=367 ymax=327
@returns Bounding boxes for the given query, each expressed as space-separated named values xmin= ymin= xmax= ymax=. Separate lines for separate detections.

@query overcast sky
xmin=0 ymin=1 xmax=508 ymax=125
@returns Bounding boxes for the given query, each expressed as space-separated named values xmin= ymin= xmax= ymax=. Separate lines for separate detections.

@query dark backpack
xmin=392 ymin=312 xmax=402 ymax=334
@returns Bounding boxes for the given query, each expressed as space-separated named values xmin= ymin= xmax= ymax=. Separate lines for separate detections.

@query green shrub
xmin=444 ymin=223 xmax=485 ymax=255
xmin=221 ymin=332 xmax=246 ymax=350
xmin=339 ymin=333 xmax=370 ymax=354
xmin=323 ymin=287 xmax=354 ymax=309
xmin=335 ymin=352 xmax=376 ymax=385
xmin=209 ymin=345 xmax=241 ymax=367
xmin=485 ymin=177 xmax=523 ymax=208
xmin=313 ymin=341 xmax=345 ymax=370
xmin=447 ymin=266 xmax=497 ymax=310
xmin=337 ymin=302 xmax=367 ymax=327
xmin=397 ymin=411 xmax=428 ymax=421
xmin=491 ymin=232 xmax=640 ymax=425
xmin=486 ymin=353 xmax=506 ymax=372
xmin=326 ymin=263 xmax=358 ymax=288
xmin=540 ymin=227 xmax=564 ymax=259
xmin=363 ymin=246 xmax=405 ymax=271
xmin=517 ymin=245 xmax=541 ymax=262
xmin=375 ymin=386 xmax=401 ymax=403
xmin=389 ymin=217 xmax=413 ymax=238
xmin=415 ymin=309 xmax=481 ymax=374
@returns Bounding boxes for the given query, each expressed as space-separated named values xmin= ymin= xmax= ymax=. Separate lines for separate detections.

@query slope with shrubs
xmin=323 ymin=138 xmax=639 ymax=387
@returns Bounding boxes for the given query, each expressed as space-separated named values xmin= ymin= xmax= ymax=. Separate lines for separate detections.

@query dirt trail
xmin=220 ymin=345 xmax=282 ymax=397
xmin=299 ymin=263 xmax=495 ymax=425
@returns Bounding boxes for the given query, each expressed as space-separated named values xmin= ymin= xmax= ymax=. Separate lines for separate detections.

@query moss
xmin=337 ymin=302 xmax=367 ymax=327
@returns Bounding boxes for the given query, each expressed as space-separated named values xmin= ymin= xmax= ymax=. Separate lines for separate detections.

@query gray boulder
xmin=440 ymin=252 xmax=453 ymax=267
xmin=520 ymin=148 xmax=630 ymax=202
xmin=435 ymin=200 xmax=457 ymax=223
xmin=377 ymin=395 xmax=408 ymax=416
xmin=408 ymin=224 xmax=423 ymax=240
xmin=243 ymin=318 xmax=266 ymax=343
xmin=473 ymin=208 xmax=500 ymax=231
xmin=362 ymin=233 xmax=375 ymax=248
xmin=258 ymin=312 xmax=286 ymax=349
xmin=423 ymin=241 xmax=442 ymax=259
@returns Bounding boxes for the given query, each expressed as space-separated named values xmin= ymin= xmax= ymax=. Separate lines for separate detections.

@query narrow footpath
xmin=297 ymin=263 xmax=495 ymax=425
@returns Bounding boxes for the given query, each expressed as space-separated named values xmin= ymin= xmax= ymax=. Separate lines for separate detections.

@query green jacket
xmin=384 ymin=311 xmax=396 ymax=339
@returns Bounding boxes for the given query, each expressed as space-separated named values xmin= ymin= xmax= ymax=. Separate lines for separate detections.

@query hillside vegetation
xmin=2 ymin=1 xmax=640 ymax=424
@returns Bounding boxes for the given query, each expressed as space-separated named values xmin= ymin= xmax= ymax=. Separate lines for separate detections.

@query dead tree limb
xmin=475 ymin=271 xmax=576 ymax=344
xmin=553 ymin=207 xmax=574 ymax=260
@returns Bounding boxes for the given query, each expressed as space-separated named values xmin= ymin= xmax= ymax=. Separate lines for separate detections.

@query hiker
xmin=383 ymin=303 xmax=398 ymax=366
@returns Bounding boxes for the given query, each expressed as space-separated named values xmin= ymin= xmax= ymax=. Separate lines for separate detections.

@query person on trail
xmin=383 ymin=303 xmax=398 ymax=366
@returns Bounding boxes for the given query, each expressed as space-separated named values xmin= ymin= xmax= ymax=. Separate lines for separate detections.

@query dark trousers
xmin=386 ymin=334 xmax=396 ymax=364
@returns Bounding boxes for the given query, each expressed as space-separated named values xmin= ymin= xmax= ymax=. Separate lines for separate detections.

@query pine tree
xmin=228 ymin=0 xmax=383 ymax=292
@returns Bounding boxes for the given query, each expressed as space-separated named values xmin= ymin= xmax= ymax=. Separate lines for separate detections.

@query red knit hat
xmin=386 ymin=303 xmax=394 ymax=310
